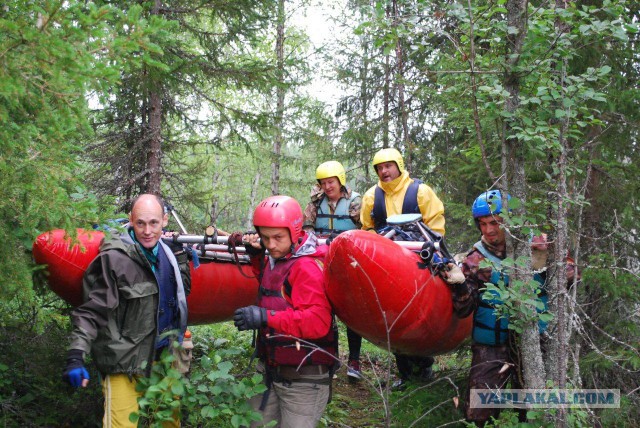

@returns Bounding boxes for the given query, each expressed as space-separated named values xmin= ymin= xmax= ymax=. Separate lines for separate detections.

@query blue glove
xmin=233 ymin=305 xmax=267 ymax=331
xmin=63 ymin=349 xmax=89 ymax=388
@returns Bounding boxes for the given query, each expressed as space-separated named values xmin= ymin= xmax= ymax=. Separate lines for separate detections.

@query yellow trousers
xmin=102 ymin=374 xmax=180 ymax=427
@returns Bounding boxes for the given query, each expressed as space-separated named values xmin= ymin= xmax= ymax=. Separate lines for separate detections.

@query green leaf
xmin=201 ymin=405 xmax=218 ymax=419
xmin=231 ymin=414 xmax=243 ymax=428
xmin=539 ymin=313 xmax=554 ymax=323
xmin=598 ymin=65 xmax=612 ymax=75
xmin=508 ymin=197 xmax=522 ymax=210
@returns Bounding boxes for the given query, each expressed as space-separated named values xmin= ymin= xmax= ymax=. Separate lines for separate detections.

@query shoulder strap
xmin=401 ymin=179 xmax=422 ymax=215
xmin=474 ymin=241 xmax=503 ymax=267
xmin=371 ymin=186 xmax=387 ymax=231
xmin=372 ymin=180 xmax=422 ymax=231
xmin=315 ymin=194 xmax=326 ymax=216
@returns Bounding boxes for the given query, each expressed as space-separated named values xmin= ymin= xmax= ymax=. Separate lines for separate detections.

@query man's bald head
xmin=130 ymin=194 xmax=165 ymax=214
xmin=129 ymin=194 xmax=168 ymax=249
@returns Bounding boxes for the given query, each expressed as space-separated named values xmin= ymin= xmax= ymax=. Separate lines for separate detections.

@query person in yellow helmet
xmin=360 ymin=148 xmax=445 ymax=389
xmin=360 ymin=148 xmax=445 ymax=234
xmin=302 ymin=161 xmax=365 ymax=382
xmin=303 ymin=161 xmax=361 ymax=235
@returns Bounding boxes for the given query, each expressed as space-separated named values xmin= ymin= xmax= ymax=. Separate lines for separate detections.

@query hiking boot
xmin=347 ymin=359 xmax=363 ymax=382
xmin=420 ymin=366 xmax=434 ymax=382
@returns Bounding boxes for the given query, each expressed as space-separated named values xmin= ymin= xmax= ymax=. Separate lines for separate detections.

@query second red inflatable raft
xmin=325 ymin=230 xmax=471 ymax=356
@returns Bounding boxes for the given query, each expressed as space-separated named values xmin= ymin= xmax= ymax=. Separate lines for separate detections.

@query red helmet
xmin=253 ymin=195 xmax=303 ymax=243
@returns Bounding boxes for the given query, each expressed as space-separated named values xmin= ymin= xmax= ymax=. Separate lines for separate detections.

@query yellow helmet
xmin=316 ymin=161 xmax=346 ymax=186
xmin=372 ymin=148 xmax=405 ymax=173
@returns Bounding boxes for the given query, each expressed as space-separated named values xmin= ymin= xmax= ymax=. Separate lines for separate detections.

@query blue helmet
xmin=472 ymin=190 xmax=510 ymax=218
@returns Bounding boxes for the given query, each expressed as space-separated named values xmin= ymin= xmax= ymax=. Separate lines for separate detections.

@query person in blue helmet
xmin=450 ymin=190 xmax=579 ymax=426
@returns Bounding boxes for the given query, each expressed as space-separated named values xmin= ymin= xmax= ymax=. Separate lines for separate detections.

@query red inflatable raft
xmin=325 ymin=230 xmax=472 ymax=356
xmin=32 ymin=229 xmax=259 ymax=324
xmin=33 ymin=228 xmax=472 ymax=355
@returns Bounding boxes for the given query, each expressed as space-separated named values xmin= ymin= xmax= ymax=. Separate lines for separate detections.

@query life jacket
xmin=257 ymin=251 xmax=338 ymax=367
xmin=315 ymin=192 xmax=360 ymax=235
xmin=371 ymin=179 xmax=422 ymax=231
xmin=472 ymin=241 xmax=548 ymax=346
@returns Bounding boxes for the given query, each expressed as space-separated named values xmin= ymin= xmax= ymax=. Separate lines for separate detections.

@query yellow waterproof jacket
xmin=360 ymin=170 xmax=445 ymax=235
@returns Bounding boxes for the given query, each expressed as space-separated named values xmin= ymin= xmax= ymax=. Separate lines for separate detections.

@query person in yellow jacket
xmin=360 ymin=148 xmax=445 ymax=389
xmin=360 ymin=148 xmax=445 ymax=235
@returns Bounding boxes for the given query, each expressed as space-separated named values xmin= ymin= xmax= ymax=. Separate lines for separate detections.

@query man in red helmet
xmin=232 ymin=195 xmax=338 ymax=428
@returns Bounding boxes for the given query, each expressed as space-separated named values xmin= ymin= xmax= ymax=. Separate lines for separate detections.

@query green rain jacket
xmin=68 ymin=230 xmax=189 ymax=377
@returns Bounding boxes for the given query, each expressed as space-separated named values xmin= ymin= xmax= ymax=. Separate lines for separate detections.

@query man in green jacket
xmin=62 ymin=194 xmax=190 ymax=427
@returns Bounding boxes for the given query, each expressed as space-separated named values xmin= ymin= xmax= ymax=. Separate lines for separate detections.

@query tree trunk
xmin=466 ymin=0 xmax=497 ymax=183
xmin=393 ymin=0 xmax=411 ymax=165
xmin=546 ymin=0 xmax=572 ymax=400
xmin=210 ymin=154 xmax=221 ymax=225
xmin=503 ymin=0 xmax=546 ymax=390
xmin=360 ymin=33 xmax=371 ymax=182
xmin=271 ymin=0 xmax=285 ymax=196
xmin=147 ymin=90 xmax=162 ymax=196
xmin=545 ymin=6 xmax=574 ymax=427
xmin=382 ymin=4 xmax=391 ymax=149
xmin=146 ymin=0 xmax=163 ymax=196
xmin=247 ymin=172 xmax=261 ymax=230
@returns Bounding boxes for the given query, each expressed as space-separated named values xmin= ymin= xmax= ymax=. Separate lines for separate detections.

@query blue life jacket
xmin=155 ymin=244 xmax=180 ymax=349
xmin=371 ymin=179 xmax=422 ymax=231
xmin=315 ymin=192 xmax=360 ymax=235
xmin=472 ymin=241 xmax=548 ymax=346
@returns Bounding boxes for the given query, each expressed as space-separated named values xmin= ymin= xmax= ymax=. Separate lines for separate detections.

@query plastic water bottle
xmin=175 ymin=329 xmax=194 ymax=375
xmin=183 ymin=329 xmax=194 ymax=359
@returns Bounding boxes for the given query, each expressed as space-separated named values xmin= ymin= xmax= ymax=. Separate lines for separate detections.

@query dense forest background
xmin=1 ymin=0 xmax=638 ymax=426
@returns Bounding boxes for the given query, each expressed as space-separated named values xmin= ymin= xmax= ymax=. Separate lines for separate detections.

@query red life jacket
xmin=257 ymin=250 xmax=338 ymax=367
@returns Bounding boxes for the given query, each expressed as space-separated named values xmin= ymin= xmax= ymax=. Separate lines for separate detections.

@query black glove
xmin=62 ymin=349 xmax=89 ymax=388
xmin=227 ymin=232 xmax=244 ymax=253
xmin=233 ymin=305 xmax=267 ymax=331
xmin=243 ymin=232 xmax=266 ymax=257
xmin=325 ymin=232 xmax=339 ymax=246
xmin=449 ymin=280 xmax=470 ymax=298
xmin=244 ymin=245 xmax=265 ymax=257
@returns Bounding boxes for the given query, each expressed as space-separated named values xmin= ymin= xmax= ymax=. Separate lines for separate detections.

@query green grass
xmin=16 ymin=318 xmax=626 ymax=428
